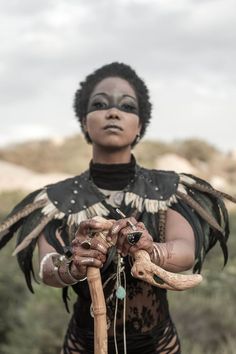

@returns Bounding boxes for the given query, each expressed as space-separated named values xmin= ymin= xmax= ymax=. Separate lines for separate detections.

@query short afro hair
xmin=73 ymin=62 xmax=152 ymax=144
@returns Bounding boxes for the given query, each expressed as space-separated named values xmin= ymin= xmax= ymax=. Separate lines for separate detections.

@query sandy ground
xmin=0 ymin=160 xmax=71 ymax=191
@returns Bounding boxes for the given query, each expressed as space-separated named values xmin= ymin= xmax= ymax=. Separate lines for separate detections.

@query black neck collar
xmin=89 ymin=155 xmax=136 ymax=190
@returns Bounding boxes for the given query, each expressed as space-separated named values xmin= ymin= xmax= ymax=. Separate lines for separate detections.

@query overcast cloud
xmin=0 ymin=0 xmax=235 ymax=151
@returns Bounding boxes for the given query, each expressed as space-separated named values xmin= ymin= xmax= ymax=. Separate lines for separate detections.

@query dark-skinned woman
xmin=1 ymin=62 xmax=234 ymax=354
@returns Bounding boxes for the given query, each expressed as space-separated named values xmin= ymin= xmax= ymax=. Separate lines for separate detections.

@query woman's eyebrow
xmin=91 ymin=92 xmax=137 ymax=101
xmin=122 ymin=94 xmax=137 ymax=101
xmin=91 ymin=92 xmax=108 ymax=99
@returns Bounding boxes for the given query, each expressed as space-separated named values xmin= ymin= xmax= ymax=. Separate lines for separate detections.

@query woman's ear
xmin=82 ymin=117 xmax=87 ymax=132
xmin=82 ymin=116 xmax=92 ymax=143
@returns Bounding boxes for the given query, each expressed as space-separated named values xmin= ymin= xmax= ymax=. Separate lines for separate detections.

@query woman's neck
xmin=92 ymin=145 xmax=132 ymax=164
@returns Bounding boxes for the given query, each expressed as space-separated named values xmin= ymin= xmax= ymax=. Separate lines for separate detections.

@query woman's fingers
xmin=70 ymin=217 xmax=117 ymax=275
xmin=73 ymin=248 xmax=106 ymax=270
xmin=110 ymin=217 xmax=138 ymax=236
xmin=72 ymin=237 xmax=108 ymax=275
xmin=92 ymin=216 xmax=114 ymax=230
xmin=76 ymin=217 xmax=114 ymax=238
xmin=73 ymin=256 xmax=102 ymax=270
xmin=91 ymin=236 xmax=109 ymax=255
xmin=110 ymin=219 xmax=154 ymax=256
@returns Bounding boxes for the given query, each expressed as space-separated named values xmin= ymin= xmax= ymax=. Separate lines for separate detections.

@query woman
xmin=0 ymin=62 xmax=234 ymax=354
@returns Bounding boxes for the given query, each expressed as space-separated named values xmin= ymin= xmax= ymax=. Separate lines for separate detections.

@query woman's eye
xmin=92 ymin=101 xmax=107 ymax=110
xmin=121 ymin=103 xmax=137 ymax=113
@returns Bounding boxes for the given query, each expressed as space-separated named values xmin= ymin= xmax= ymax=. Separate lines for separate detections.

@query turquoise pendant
xmin=116 ymin=286 xmax=126 ymax=300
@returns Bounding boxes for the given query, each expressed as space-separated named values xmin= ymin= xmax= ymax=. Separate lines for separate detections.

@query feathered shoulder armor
xmin=0 ymin=166 xmax=235 ymax=291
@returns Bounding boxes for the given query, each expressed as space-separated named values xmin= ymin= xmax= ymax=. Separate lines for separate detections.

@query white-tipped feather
xmin=42 ymin=203 xmax=58 ymax=215
xmin=177 ymin=183 xmax=188 ymax=195
xmin=34 ymin=189 xmax=48 ymax=202
xmin=12 ymin=210 xmax=58 ymax=256
xmin=179 ymin=174 xmax=196 ymax=185
xmin=55 ymin=212 xmax=66 ymax=219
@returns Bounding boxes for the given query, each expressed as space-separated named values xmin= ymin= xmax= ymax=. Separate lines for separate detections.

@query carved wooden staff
xmin=86 ymin=217 xmax=202 ymax=354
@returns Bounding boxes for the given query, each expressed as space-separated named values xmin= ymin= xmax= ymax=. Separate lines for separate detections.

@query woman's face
xmin=84 ymin=77 xmax=141 ymax=149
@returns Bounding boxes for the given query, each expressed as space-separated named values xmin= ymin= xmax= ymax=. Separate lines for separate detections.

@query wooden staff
xmin=86 ymin=217 xmax=202 ymax=354
xmin=87 ymin=267 xmax=107 ymax=354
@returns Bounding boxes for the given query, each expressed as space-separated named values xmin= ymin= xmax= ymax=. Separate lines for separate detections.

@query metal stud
xmin=71 ymin=199 xmax=76 ymax=204
xmin=73 ymin=190 xmax=78 ymax=194
xmin=54 ymin=200 xmax=58 ymax=205
xmin=68 ymin=209 xmax=72 ymax=213
xmin=74 ymin=180 xmax=78 ymax=184
xmin=155 ymin=187 xmax=159 ymax=191
xmin=160 ymin=196 xmax=163 ymax=200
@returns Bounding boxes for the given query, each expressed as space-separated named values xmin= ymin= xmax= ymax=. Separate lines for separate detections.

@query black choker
xmin=90 ymin=155 xmax=136 ymax=190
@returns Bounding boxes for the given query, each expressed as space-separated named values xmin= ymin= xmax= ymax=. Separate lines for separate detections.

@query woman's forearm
xmin=151 ymin=240 xmax=195 ymax=273
xmin=39 ymin=252 xmax=85 ymax=288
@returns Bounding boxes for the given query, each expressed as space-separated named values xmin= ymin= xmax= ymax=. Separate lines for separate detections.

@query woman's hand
xmin=109 ymin=217 xmax=154 ymax=257
xmin=71 ymin=217 xmax=114 ymax=278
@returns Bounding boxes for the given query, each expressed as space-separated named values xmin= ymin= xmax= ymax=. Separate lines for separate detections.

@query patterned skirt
xmin=62 ymin=315 xmax=181 ymax=354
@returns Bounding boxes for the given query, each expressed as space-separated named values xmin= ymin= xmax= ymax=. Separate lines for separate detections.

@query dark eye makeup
xmin=120 ymin=103 xmax=138 ymax=113
xmin=91 ymin=101 xmax=108 ymax=110
xmin=87 ymin=93 xmax=138 ymax=114
xmin=88 ymin=100 xmax=138 ymax=114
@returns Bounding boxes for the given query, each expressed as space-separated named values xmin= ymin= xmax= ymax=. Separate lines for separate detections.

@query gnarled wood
xmin=131 ymin=250 xmax=202 ymax=290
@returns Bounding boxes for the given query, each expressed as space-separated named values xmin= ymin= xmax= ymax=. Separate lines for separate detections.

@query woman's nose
xmin=105 ymin=107 xmax=120 ymax=119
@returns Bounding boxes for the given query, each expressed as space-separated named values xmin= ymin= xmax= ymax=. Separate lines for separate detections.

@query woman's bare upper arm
xmin=165 ymin=208 xmax=195 ymax=247
xmin=38 ymin=233 xmax=57 ymax=261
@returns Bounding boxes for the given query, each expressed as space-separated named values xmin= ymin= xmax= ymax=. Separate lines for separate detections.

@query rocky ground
xmin=0 ymin=159 xmax=71 ymax=191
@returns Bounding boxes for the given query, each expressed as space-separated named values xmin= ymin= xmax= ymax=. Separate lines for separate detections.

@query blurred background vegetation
xmin=0 ymin=135 xmax=235 ymax=353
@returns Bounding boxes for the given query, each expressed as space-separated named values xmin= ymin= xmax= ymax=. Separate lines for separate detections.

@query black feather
xmin=62 ymin=287 xmax=70 ymax=313
xmin=0 ymin=220 xmax=23 ymax=249
xmin=0 ymin=189 xmax=43 ymax=250
xmin=181 ymin=174 xmax=229 ymax=268
xmin=7 ymin=189 xmax=43 ymax=218
xmin=16 ymin=209 xmax=44 ymax=292
xmin=44 ymin=219 xmax=69 ymax=254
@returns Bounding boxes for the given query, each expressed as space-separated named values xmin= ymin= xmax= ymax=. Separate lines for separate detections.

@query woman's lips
xmin=103 ymin=124 xmax=123 ymax=131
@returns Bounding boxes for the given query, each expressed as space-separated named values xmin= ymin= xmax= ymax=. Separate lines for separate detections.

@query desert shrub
xmin=174 ymin=139 xmax=218 ymax=162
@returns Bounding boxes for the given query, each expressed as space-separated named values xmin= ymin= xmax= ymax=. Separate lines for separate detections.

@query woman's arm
xmin=38 ymin=233 xmax=86 ymax=288
xmin=38 ymin=218 xmax=113 ymax=288
xmin=109 ymin=209 xmax=195 ymax=273
xmin=152 ymin=208 xmax=195 ymax=272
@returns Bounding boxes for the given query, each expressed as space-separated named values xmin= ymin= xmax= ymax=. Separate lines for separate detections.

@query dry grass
xmin=0 ymin=135 xmax=235 ymax=196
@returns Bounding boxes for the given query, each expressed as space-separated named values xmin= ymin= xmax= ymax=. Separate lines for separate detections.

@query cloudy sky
xmin=0 ymin=0 xmax=235 ymax=151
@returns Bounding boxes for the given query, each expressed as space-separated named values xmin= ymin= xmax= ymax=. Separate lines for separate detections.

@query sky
xmin=0 ymin=0 xmax=235 ymax=152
